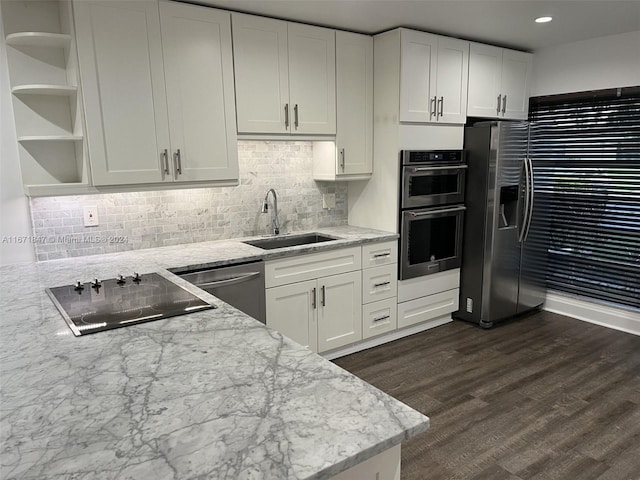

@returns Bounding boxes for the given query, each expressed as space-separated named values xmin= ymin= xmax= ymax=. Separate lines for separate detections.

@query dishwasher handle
xmin=194 ymin=271 xmax=261 ymax=289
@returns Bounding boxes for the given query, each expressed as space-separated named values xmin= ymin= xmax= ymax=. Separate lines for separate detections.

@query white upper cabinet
xmin=313 ymin=31 xmax=372 ymax=181
xmin=75 ymin=0 xmax=238 ymax=186
xmin=159 ymin=1 xmax=238 ymax=182
xmin=231 ymin=15 xmax=289 ymax=134
xmin=232 ymin=13 xmax=336 ymax=135
xmin=75 ymin=0 xmax=169 ymax=185
xmin=400 ymin=29 xmax=469 ymax=124
xmin=501 ymin=49 xmax=533 ymax=119
xmin=467 ymin=43 xmax=532 ymax=120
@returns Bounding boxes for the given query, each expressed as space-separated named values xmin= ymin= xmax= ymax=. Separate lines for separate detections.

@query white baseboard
xmin=544 ymin=291 xmax=640 ymax=336
xmin=322 ymin=315 xmax=452 ymax=360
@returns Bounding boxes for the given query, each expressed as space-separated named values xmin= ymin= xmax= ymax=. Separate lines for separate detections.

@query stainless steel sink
xmin=243 ymin=233 xmax=340 ymax=250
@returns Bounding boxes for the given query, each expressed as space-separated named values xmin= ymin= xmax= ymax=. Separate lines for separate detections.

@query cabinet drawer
xmin=398 ymin=268 xmax=460 ymax=303
xmin=362 ymin=241 xmax=398 ymax=268
xmin=397 ymin=288 xmax=459 ymax=329
xmin=362 ymin=264 xmax=398 ymax=304
xmin=363 ymin=297 xmax=398 ymax=340
xmin=265 ymin=246 xmax=361 ymax=288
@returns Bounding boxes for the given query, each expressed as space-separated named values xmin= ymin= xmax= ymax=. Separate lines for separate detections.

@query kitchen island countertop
xmin=0 ymin=226 xmax=429 ymax=479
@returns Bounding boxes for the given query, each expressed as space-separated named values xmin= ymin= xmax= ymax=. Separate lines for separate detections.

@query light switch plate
xmin=322 ymin=193 xmax=336 ymax=209
xmin=83 ymin=205 xmax=99 ymax=227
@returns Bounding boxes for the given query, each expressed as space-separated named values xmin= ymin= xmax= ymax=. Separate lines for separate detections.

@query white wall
xmin=0 ymin=3 xmax=36 ymax=265
xmin=531 ymin=30 xmax=640 ymax=96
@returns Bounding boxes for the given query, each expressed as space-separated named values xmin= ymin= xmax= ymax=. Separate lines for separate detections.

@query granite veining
xmin=0 ymin=227 xmax=427 ymax=480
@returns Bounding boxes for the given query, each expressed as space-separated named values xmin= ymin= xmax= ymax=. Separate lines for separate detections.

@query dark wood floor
xmin=334 ymin=311 xmax=640 ymax=480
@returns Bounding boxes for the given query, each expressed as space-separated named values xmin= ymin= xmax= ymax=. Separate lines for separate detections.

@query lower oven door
xmin=400 ymin=205 xmax=466 ymax=280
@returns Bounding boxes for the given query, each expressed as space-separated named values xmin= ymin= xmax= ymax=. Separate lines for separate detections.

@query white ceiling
xmin=200 ymin=0 xmax=640 ymax=51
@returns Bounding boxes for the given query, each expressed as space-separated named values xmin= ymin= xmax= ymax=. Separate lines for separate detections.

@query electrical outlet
xmin=322 ymin=193 xmax=336 ymax=209
xmin=83 ymin=205 xmax=99 ymax=227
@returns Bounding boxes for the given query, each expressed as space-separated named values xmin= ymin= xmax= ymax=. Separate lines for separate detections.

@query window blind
xmin=528 ymin=87 xmax=640 ymax=311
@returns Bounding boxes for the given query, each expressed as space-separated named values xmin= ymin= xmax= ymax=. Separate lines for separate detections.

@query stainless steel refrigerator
xmin=455 ymin=121 xmax=547 ymax=328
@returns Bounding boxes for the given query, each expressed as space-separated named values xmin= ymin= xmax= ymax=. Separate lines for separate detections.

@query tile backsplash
xmin=29 ymin=141 xmax=347 ymax=261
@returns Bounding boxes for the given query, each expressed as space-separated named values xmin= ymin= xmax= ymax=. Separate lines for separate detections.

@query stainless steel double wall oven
xmin=399 ymin=150 xmax=467 ymax=280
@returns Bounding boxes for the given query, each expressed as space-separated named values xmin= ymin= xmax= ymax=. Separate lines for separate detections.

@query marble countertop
xmin=0 ymin=226 xmax=429 ymax=480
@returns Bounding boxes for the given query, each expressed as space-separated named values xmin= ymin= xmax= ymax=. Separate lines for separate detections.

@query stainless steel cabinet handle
xmin=438 ymin=96 xmax=444 ymax=117
xmin=502 ymin=95 xmax=507 ymax=114
xmin=339 ymin=148 xmax=345 ymax=171
xmin=374 ymin=281 xmax=391 ymax=288
xmin=373 ymin=253 xmax=390 ymax=258
xmin=430 ymin=96 xmax=437 ymax=118
xmin=162 ymin=149 xmax=169 ymax=175
xmin=409 ymin=205 xmax=466 ymax=217
xmin=174 ymin=149 xmax=182 ymax=176
xmin=284 ymin=104 xmax=289 ymax=129
xmin=373 ymin=315 xmax=390 ymax=323
xmin=311 ymin=287 xmax=316 ymax=309
xmin=497 ymin=94 xmax=502 ymax=115
xmin=294 ymin=104 xmax=299 ymax=129
xmin=321 ymin=285 xmax=325 ymax=306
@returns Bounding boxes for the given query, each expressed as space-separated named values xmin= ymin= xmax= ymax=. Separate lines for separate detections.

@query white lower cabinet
xmin=265 ymin=247 xmax=362 ymax=354
xmin=361 ymin=241 xmax=399 ymax=340
xmin=330 ymin=444 xmax=400 ymax=480
xmin=363 ymin=298 xmax=397 ymax=339
xmin=397 ymin=288 xmax=459 ymax=329
xmin=362 ymin=263 xmax=397 ymax=304
xmin=317 ymin=271 xmax=362 ymax=352
xmin=266 ymin=280 xmax=317 ymax=352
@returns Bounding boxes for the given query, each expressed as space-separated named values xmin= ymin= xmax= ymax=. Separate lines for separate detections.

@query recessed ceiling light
xmin=535 ymin=16 xmax=553 ymax=23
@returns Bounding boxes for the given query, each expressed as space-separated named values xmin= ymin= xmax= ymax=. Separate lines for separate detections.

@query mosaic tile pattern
xmin=29 ymin=141 xmax=348 ymax=261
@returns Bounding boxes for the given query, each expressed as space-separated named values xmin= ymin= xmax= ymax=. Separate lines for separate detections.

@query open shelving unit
xmin=2 ymin=0 xmax=90 ymax=196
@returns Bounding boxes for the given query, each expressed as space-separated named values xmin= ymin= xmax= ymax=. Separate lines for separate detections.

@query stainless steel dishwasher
xmin=174 ymin=261 xmax=266 ymax=324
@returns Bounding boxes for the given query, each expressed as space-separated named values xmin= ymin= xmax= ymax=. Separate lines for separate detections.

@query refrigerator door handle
xmin=523 ymin=157 xmax=535 ymax=242
xmin=518 ymin=159 xmax=531 ymax=243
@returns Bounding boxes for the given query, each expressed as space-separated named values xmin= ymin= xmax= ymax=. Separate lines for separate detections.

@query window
xmin=528 ymin=87 xmax=640 ymax=310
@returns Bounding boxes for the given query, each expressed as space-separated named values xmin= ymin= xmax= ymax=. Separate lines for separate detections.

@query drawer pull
xmin=373 ymin=315 xmax=390 ymax=323
xmin=311 ymin=287 xmax=316 ymax=309
xmin=373 ymin=252 xmax=390 ymax=258
xmin=374 ymin=281 xmax=391 ymax=288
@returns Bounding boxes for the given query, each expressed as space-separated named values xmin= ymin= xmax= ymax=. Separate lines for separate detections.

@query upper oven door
xmin=401 ymin=164 xmax=467 ymax=209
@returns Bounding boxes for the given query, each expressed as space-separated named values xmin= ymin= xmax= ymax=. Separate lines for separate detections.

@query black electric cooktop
xmin=46 ymin=273 xmax=215 ymax=336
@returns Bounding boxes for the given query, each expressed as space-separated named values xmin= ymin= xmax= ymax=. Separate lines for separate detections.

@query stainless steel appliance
xmin=400 ymin=150 xmax=467 ymax=208
xmin=455 ymin=121 xmax=546 ymax=328
xmin=174 ymin=260 xmax=266 ymax=324
xmin=47 ymin=273 xmax=215 ymax=336
xmin=399 ymin=150 xmax=467 ymax=280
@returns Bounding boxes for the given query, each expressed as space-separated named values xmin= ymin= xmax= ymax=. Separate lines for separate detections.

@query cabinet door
xmin=266 ymin=280 xmax=318 ymax=353
xmin=466 ymin=43 xmax=503 ymax=118
xmin=288 ymin=23 xmax=336 ymax=134
xmin=501 ymin=49 xmax=532 ymax=120
xmin=399 ymin=29 xmax=438 ymax=122
xmin=335 ymin=31 xmax=373 ymax=176
xmin=232 ymin=14 xmax=289 ymax=134
xmin=435 ymin=37 xmax=469 ymax=124
xmin=317 ymin=271 xmax=362 ymax=353
xmin=75 ymin=0 xmax=170 ymax=186
xmin=160 ymin=2 xmax=238 ymax=182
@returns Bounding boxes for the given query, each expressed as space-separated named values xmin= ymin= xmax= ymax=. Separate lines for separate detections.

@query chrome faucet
xmin=262 ymin=188 xmax=280 ymax=235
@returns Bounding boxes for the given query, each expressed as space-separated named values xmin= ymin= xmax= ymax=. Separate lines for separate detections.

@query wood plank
xmin=334 ymin=311 xmax=640 ymax=479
